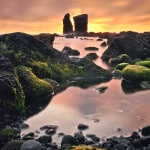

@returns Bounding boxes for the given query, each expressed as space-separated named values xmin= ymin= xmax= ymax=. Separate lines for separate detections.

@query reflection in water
xmin=22 ymin=37 xmax=150 ymax=142
xmin=121 ymin=80 xmax=150 ymax=94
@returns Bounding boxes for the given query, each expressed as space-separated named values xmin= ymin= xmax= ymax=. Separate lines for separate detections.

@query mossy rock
xmin=112 ymin=69 xmax=122 ymax=78
xmin=135 ymin=61 xmax=150 ymax=68
xmin=1 ymin=140 xmax=24 ymax=150
xmin=122 ymin=65 xmax=150 ymax=82
xmin=0 ymin=127 xmax=14 ymax=145
xmin=29 ymin=61 xmax=55 ymax=79
xmin=116 ymin=63 xmax=129 ymax=71
xmin=16 ymin=66 xmax=53 ymax=100
xmin=0 ymin=56 xmax=25 ymax=114
xmin=65 ymin=145 xmax=106 ymax=150
xmin=108 ymin=54 xmax=132 ymax=66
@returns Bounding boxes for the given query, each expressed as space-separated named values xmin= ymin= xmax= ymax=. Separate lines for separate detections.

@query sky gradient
xmin=0 ymin=0 xmax=149 ymax=34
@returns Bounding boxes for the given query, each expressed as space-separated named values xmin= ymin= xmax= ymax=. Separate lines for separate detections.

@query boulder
xmin=1 ymin=140 xmax=24 ymax=150
xmin=21 ymin=140 xmax=42 ymax=150
xmin=61 ymin=135 xmax=78 ymax=149
xmin=62 ymin=46 xmax=80 ymax=56
xmin=122 ymin=65 xmax=150 ymax=82
xmin=63 ymin=13 xmax=73 ymax=34
xmin=142 ymin=126 xmax=150 ymax=136
xmin=102 ymin=31 xmax=150 ymax=62
xmin=0 ymin=55 xmax=25 ymax=114
xmin=108 ymin=54 xmax=133 ymax=66
xmin=16 ymin=66 xmax=53 ymax=100
xmin=85 ymin=46 xmax=99 ymax=51
xmin=73 ymin=14 xmax=88 ymax=33
xmin=84 ymin=53 xmax=99 ymax=60
xmin=34 ymin=33 xmax=55 ymax=48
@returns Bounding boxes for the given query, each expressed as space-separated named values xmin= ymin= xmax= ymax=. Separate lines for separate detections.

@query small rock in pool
xmin=40 ymin=125 xmax=58 ymax=130
xmin=142 ymin=125 xmax=150 ymax=136
xmin=20 ymin=123 xmax=29 ymax=129
xmin=95 ymin=86 xmax=108 ymax=93
xmin=45 ymin=128 xmax=57 ymax=135
xmin=78 ymin=123 xmax=89 ymax=130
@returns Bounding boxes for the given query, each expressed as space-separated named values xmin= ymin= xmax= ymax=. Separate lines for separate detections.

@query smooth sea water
xmin=22 ymin=36 xmax=150 ymax=143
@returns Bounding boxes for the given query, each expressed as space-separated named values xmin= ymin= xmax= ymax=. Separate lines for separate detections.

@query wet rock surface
xmin=102 ymin=31 xmax=150 ymax=62
xmin=1 ymin=115 xmax=150 ymax=150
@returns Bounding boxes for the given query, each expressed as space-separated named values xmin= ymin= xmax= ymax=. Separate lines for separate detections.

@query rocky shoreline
xmin=1 ymin=114 xmax=150 ymax=150
xmin=0 ymin=31 xmax=150 ymax=149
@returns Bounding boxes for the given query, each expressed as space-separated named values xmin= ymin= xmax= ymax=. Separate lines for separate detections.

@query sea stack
xmin=73 ymin=14 xmax=88 ymax=33
xmin=63 ymin=13 xmax=73 ymax=34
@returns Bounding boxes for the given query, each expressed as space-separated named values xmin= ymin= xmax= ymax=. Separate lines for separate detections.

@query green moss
xmin=17 ymin=66 xmax=53 ymax=100
xmin=0 ymin=42 xmax=7 ymax=50
xmin=109 ymin=54 xmax=132 ymax=66
xmin=122 ymin=65 xmax=150 ymax=82
xmin=1 ymin=140 xmax=24 ymax=150
xmin=116 ymin=63 xmax=129 ymax=71
xmin=135 ymin=61 xmax=150 ymax=68
xmin=65 ymin=145 xmax=106 ymax=150
xmin=29 ymin=61 xmax=55 ymax=79
xmin=0 ymin=127 xmax=14 ymax=142
xmin=0 ymin=70 xmax=25 ymax=114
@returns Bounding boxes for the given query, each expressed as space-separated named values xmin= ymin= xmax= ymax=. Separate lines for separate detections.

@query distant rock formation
xmin=73 ymin=14 xmax=88 ymax=33
xmin=63 ymin=13 xmax=73 ymax=34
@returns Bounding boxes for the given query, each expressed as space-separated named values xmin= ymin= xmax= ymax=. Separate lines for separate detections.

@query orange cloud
xmin=0 ymin=0 xmax=149 ymax=34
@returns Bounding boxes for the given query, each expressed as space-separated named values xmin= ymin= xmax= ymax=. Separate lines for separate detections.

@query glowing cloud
xmin=0 ymin=0 xmax=149 ymax=34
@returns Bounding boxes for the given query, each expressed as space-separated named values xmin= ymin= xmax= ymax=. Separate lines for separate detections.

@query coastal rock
xmin=84 ymin=53 xmax=99 ymax=60
xmin=73 ymin=14 xmax=88 ymax=33
xmin=1 ymin=140 xmax=24 ymax=150
xmin=102 ymin=31 xmax=150 ymax=62
xmin=78 ymin=124 xmax=89 ymax=130
xmin=34 ymin=33 xmax=55 ymax=48
xmin=101 ymin=41 xmax=107 ymax=47
xmin=21 ymin=140 xmax=42 ymax=150
xmin=0 ymin=55 xmax=25 ymax=114
xmin=61 ymin=135 xmax=78 ymax=149
xmin=63 ymin=13 xmax=73 ymax=34
xmin=16 ymin=66 xmax=53 ymax=100
xmin=74 ymin=132 xmax=85 ymax=144
xmin=108 ymin=54 xmax=133 ymax=66
xmin=142 ymin=126 xmax=150 ymax=136
xmin=85 ymin=46 xmax=99 ymax=51
xmin=38 ymin=135 xmax=52 ymax=144
xmin=62 ymin=46 xmax=80 ymax=56
xmin=122 ymin=65 xmax=150 ymax=82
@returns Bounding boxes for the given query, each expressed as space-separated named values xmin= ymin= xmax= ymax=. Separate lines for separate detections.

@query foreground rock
xmin=0 ymin=55 xmax=25 ymax=114
xmin=2 ymin=124 xmax=150 ymax=150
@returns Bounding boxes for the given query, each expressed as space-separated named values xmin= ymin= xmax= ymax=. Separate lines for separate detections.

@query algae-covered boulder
xmin=108 ymin=54 xmax=132 ymax=66
xmin=17 ymin=66 xmax=53 ymax=100
xmin=0 ymin=55 xmax=25 ymax=114
xmin=0 ymin=126 xmax=15 ymax=147
xmin=102 ymin=31 xmax=150 ymax=62
xmin=116 ymin=63 xmax=129 ymax=71
xmin=135 ymin=61 xmax=150 ymax=68
xmin=122 ymin=65 xmax=150 ymax=82
xmin=1 ymin=140 xmax=24 ymax=150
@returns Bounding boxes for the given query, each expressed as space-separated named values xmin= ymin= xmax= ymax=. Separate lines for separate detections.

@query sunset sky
xmin=0 ymin=0 xmax=149 ymax=34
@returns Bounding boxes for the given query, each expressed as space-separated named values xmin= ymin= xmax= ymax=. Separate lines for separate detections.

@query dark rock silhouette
xmin=73 ymin=14 xmax=88 ymax=33
xmin=101 ymin=31 xmax=150 ymax=61
xmin=63 ymin=13 xmax=73 ymax=34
